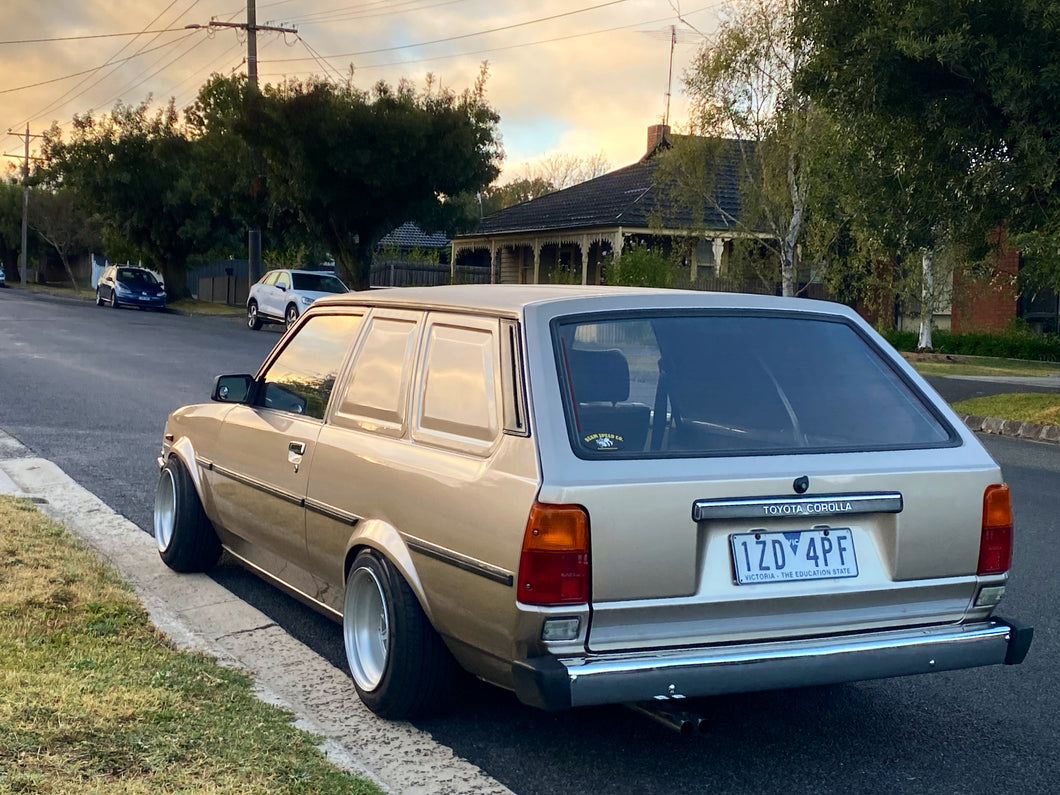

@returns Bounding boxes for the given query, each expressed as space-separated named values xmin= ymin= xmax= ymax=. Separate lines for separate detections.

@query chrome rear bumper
xmin=512 ymin=617 xmax=1033 ymax=710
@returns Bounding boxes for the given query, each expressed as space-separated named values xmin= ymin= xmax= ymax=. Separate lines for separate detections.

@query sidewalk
xmin=0 ymin=429 xmax=512 ymax=795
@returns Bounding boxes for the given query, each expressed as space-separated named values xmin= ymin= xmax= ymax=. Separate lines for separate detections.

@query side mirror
xmin=212 ymin=374 xmax=254 ymax=403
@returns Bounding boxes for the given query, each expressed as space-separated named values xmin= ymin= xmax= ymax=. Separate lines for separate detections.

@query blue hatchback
xmin=96 ymin=266 xmax=167 ymax=310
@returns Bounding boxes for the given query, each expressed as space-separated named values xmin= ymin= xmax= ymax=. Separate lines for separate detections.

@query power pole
xmin=208 ymin=2 xmax=296 ymax=288
xmin=4 ymin=126 xmax=44 ymax=286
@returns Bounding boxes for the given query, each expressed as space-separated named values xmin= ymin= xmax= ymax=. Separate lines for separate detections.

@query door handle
xmin=288 ymin=441 xmax=306 ymax=455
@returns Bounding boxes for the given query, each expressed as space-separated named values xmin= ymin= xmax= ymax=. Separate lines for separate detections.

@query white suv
xmin=246 ymin=269 xmax=349 ymax=330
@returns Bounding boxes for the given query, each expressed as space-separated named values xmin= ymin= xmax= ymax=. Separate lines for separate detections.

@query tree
xmin=673 ymin=0 xmax=821 ymax=297
xmin=519 ymin=152 xmax=610 ymax=191
xmin=29 ymin=188 xmax=100 ymax=290
xmin=796 ymin=0 xmax=1060 ymax=345
xmin=40 ymin=99 xmax=244 ymax=296
xmin=479 ymin=177 xmax=556 ymax=216
xmin=0 ymin=179 xmax=24 ymax=280
xmin=242 ymin=71 xmax=501 ymax=289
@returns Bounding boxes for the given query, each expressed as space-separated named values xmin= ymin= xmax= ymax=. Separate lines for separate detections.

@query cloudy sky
xmin=0 ymin=0 xmax=720 ymax=181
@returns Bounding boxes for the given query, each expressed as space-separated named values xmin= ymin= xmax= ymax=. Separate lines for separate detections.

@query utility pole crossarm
xmin=206 ymin=21 xmax=297 ymax=34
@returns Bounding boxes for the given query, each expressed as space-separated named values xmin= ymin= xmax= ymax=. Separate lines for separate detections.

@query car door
xmin=99 ymin=266 xmax=115 ymax=302
xmin=205 ymin=312 xmax=363 ymax=596
xmin=264 ymin=270 xmax=291 ymax=319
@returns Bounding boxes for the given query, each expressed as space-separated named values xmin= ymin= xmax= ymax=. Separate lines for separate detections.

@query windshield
xmin=553 ymin=312 xmax=955 ymax=458
xmin=291 ymin=273 xmax=349 ymax=293
xmin=117 ymin=269 xmax=159 ymax=285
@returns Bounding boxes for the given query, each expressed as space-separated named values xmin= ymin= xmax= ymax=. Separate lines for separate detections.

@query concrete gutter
xmin=0 ymin=428 xmax=512 ymax=795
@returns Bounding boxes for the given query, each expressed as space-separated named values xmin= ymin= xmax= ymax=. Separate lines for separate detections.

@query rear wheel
xmin=343 ymin=550 xmax=457 ymax=718
xmin=247 ymin=300 xmax=262 ymax=330
xmin=153 ymin=457 xmax=221 ymax=572
xmin=284 ymin=303 xmax=299 ymax=330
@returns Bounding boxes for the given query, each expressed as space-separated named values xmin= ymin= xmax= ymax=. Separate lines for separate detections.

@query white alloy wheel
xmin=153 ymin=466 xmax=177 ymax=552
xmin=344 ymin=563 xmax=390 ymax=692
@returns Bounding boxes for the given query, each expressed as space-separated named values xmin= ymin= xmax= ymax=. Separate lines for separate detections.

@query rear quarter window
xmin=411 ymin=315 xmax=502 ymax=455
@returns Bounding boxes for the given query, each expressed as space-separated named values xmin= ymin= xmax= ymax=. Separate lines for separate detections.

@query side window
xmin=275 ymin=272 xmax=291 ymax=290
xmin=412 ymin=315 xmax=501 ymax=455
xmin=262 ymin=271 xmax=279 ymax=287
xmin=334 ymin=312 xmax=421 ymax=437
xmin=257 ymin=314 xmax=362 ymax=420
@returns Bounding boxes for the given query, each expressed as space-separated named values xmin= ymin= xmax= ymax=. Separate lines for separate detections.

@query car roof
xmin=309 ymin=283 xmax=857 ymax=319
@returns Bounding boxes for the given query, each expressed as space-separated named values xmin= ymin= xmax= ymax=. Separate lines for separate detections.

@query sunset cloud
xmin=1 ymin=1 xmax=716 ymax=180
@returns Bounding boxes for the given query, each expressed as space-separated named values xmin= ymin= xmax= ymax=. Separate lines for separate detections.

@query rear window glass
xmin=552 ymin=312 xmax=955 ymax=458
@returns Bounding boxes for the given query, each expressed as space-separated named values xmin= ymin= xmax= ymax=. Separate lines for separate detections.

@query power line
xmin=288 ymin=0 xmax=472 ymax=26
xmin=261 ymin=3 xmax=718 ymax=75
xmin=267 ymin=0 xmax=631 ymax=63
xmin=30 ymin=1 xmax=203 ymax=124
xmin=0 ymin=26 xmax=201 ymax=45
xmin=0 ymin=34 xmax=200 ymax=97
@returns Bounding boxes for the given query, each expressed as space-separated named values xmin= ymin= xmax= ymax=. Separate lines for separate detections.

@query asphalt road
xmin=1 ymin=287 xmax=1057 ymax=794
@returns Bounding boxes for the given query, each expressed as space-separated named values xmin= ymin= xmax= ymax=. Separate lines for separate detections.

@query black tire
xmin=95 ymin=289 xmax=104 ymax=306
xmin=343 ymin=550 xmax=457 ymax=719
xmin=110 ymin=291 xmax=120 ymax=309
xmin=153 ymin=457 xmax=221 ymax=573
xmin=284 ymin=303 xmax=299 ymax=330
xmin=247 ymin=300 xmax=262 ymax=330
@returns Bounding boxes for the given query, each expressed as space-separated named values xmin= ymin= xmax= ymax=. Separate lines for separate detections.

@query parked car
xmin=0 ymin=264 xmax=5 ymax=287
xmin=153 ymin=285 xmax=1032 ymax=720
xmin=246 ymin=269 xmax=349 ymax=331
xmin=96 ymin=265 xmax=166 ymax=310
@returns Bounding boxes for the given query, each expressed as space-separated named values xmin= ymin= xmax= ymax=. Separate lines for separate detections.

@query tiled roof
xmin=460 ymin=137 xmax=749 ymax=238
xmin=378 ymin=221 xmax=450 ymax=249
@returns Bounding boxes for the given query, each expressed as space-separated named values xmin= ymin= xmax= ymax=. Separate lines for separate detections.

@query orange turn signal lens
xmin=978 ymin=484 xmax=1013 ymax=575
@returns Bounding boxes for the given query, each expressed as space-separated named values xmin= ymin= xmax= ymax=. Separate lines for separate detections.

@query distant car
xmin=96 ymin=265 xmax=166 ymax=310
xmin=155 ymin=285 xmax=1032 ymax=720
xmin=246 ymin=269 xmax=349 ymax=330
xmin=0 ymin=264 xmax=5 ymax=287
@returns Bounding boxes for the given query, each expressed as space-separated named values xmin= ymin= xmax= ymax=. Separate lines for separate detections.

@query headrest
xmin=568 ymin=348 xmax=630 ymax=403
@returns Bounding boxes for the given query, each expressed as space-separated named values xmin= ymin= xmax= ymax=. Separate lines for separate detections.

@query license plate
xmin=730 ymin=528 xmax=858 ymax=585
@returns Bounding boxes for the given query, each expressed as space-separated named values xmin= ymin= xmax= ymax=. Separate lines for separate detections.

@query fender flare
xmin=343 ymin=520 xmax=434 ymax=622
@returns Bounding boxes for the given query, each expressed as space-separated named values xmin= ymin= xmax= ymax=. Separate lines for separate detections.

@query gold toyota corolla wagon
xmin=153 ymin=285 xmax=1032 ymax=719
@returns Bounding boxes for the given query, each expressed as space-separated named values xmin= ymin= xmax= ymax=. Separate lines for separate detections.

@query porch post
xmin=712 ymin=238 xmax=725 ymax=276
xmin=533 ymin=240 xmax=541 ymax=284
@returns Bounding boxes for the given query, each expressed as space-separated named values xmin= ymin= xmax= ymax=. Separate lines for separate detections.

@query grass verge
xmin=950 ymin=393 xmax=1060 ymax=425
xmin=901 ymin=352 xmax=1060 ymax=377
xmin=0 ymin=496 xmax=381 ymax=795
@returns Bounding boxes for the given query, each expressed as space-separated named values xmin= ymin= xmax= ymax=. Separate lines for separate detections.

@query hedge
xmin=880 ymin=329 xmax=1060 ymax=362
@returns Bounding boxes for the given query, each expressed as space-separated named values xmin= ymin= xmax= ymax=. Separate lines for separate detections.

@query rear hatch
xmin=542 ymin=308 xmax=1002 ymax=652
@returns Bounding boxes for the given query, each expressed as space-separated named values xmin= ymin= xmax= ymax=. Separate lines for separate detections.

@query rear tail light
xmin=517 ymin=503 xmax=590 ymax=606
xmin=978 ymin=484 xmax=1013 ymax=575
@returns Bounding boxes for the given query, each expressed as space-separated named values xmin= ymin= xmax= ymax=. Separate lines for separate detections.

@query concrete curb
xmin=958 ymin=415 xmax=1060 ymax=444
xmin=0 ymin=430 xmax=512 ymax=795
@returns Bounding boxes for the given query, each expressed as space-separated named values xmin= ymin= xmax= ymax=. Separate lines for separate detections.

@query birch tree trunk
xmin=917 ymin=249 xmax=934 ymax=350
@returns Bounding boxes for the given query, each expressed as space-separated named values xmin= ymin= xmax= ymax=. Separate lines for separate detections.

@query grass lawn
xmin=950 ymin=393 xmax=1060 ymax=425
xmin=901 ymin=351 xmax=1060 ymax=377
xmin=0 ymin=497 xmax=382 ymax=795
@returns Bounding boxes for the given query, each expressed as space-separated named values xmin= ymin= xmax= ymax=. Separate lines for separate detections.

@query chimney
xmin=646 ymin=124 xmax=671 ymax=154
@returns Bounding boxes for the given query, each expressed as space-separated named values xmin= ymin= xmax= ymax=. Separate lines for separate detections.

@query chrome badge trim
xmin=692 ymin=492 xmax=903 ymax=522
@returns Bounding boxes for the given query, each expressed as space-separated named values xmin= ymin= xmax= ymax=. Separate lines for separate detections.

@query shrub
xmin=602 ymin=244 xmax=676 ymax=288
xmin=880 ymin=328 xmax=1060 ymax=362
